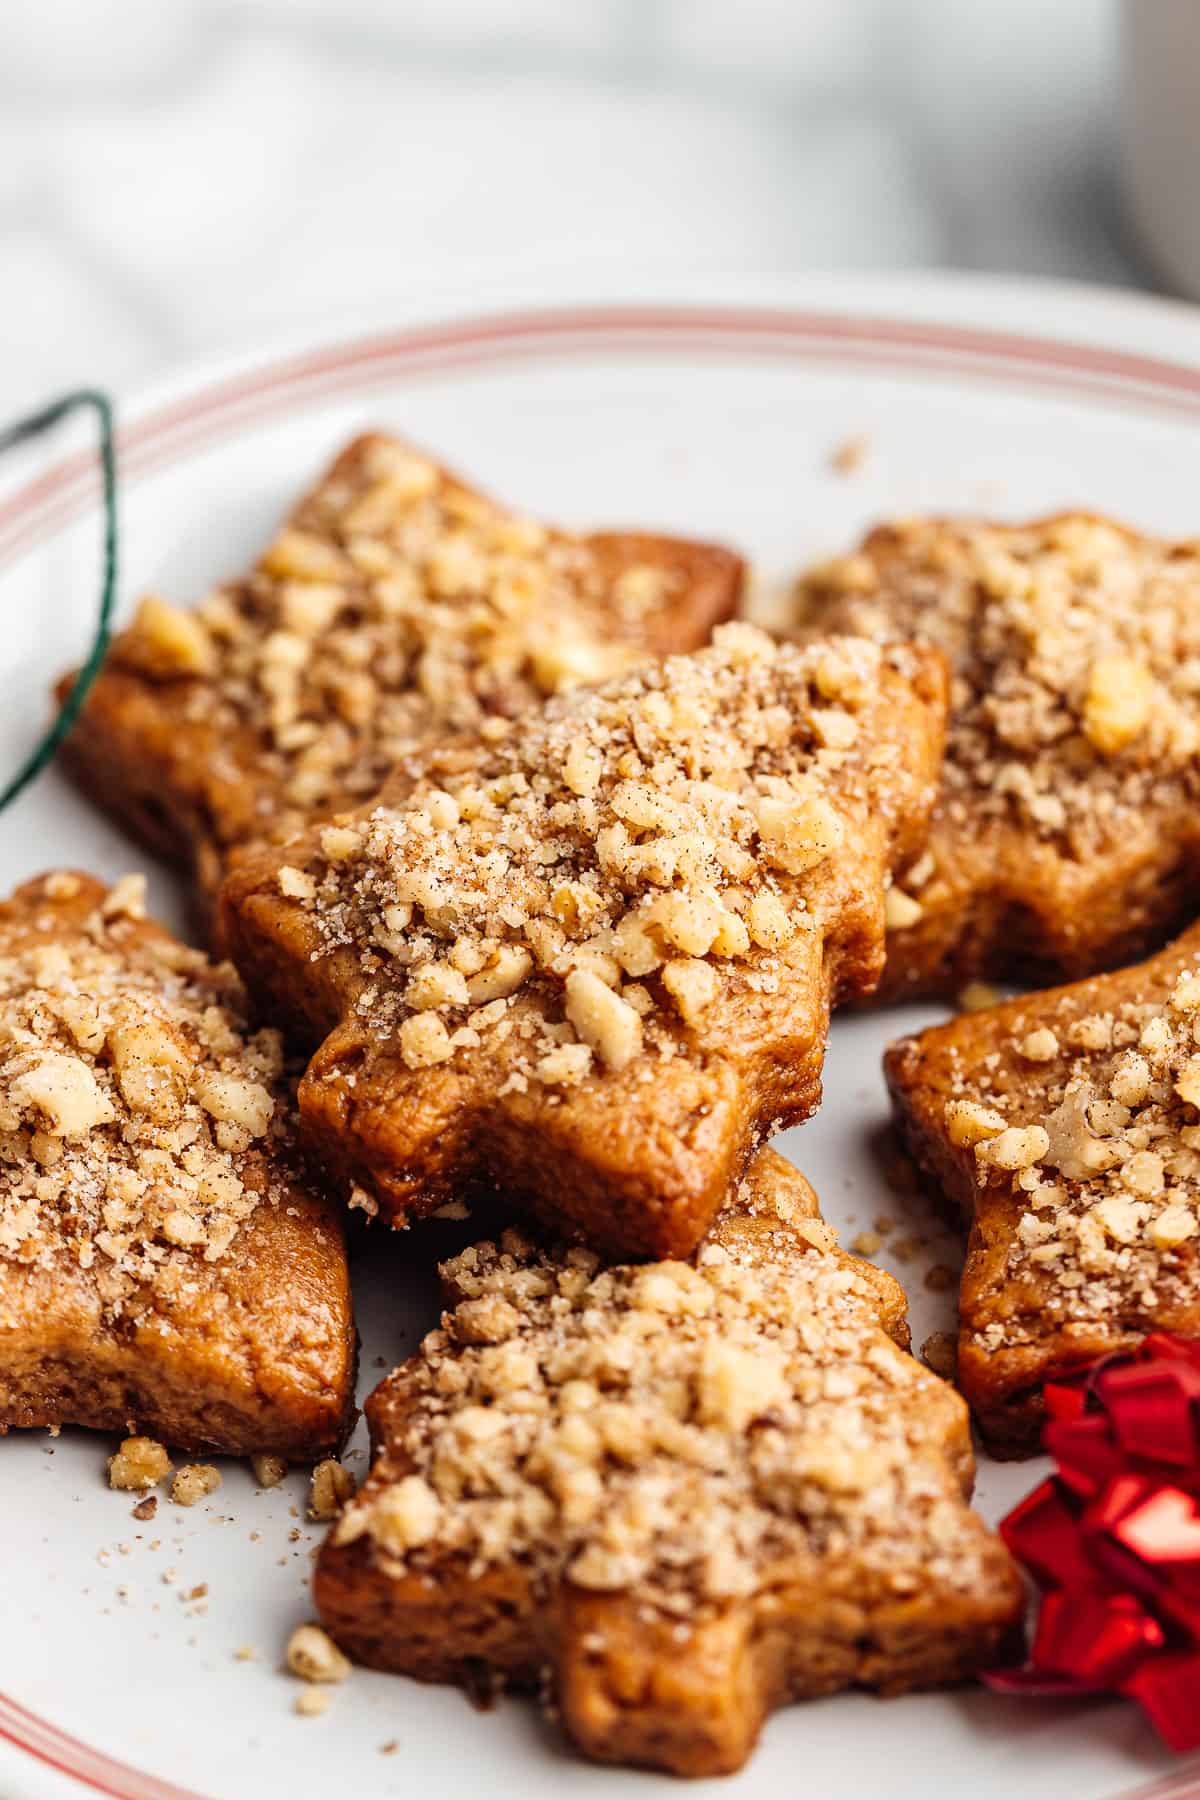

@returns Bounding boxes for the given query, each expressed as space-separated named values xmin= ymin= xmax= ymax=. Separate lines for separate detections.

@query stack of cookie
xmin=10 ymin=436 xmax=1198 ymax=1774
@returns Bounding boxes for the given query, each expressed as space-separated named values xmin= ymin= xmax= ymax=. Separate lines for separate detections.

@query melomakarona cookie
xmin=887 ymin=920 xmax=1200 ymax=1454
xmin=0 ymin=871 xmax=355 ymax=1456
xmin=315 ymin=1149 xmax=1021 ymax=1778
xmin=796 ymin=513 xmax=1200 ymax=997
xmin=222 ymin=625 xmax=948 ymax=1260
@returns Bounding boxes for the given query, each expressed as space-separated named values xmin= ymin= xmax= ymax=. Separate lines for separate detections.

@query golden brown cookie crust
xmin=221 ymin=626 xmax=948 ymax=1260
xmin=313 ymin=1149 xmax=1022 ymax=1778
xmin=886 ymin=921 xmax=1200 ymax=1455
xmin=795 ymin=512 xmax=1200 ymax=998
xmin=0 ymin=872 xmax=356 ymax=1455
xmin=57 ymin=433 xmax=743 ymax=911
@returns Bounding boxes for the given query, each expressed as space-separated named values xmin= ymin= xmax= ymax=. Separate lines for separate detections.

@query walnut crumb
xmin=250 ymin=1454 xmax=288 ymax=1489
xmin=108 ymin=1437 xmax=172 ymax=1492
xmin=309 ymin=1458 xmax=356 ymax=1521
xmin=889 ymin=1235 xmax=922 ymax=1263
xmin=829 ymin=434 xmax=870 ymax=476
xmin=287 ymin=1623 xmax=351 ymax=1684
xmin=294 ymin=1688 xmax=330 ymax=1718
xmin=921 ymin=1331 xmax=958 ymax=1379
xmin=171 ymin=1464 xmax=222 ymax=1507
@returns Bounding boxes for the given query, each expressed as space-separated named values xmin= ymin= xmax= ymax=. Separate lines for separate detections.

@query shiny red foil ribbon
xmin=986 ymin=1333 xmax=1200 ymax=1751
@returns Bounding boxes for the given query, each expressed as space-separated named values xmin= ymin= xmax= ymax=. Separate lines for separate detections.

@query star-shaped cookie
xmin=221 ymin=624 xmax=948 ymax=1260
xmin=795 ymin=512 xmax=1200 ymax=998
xmin=887 ymin=920 xmax=1200 ymax=1455
xmin=0 ymin=871 xmax=355 ymax=1455
xmin=58 ymin=431 xmax=743 ymax=913
xmin=313 ymin=1148 xmax=1022 ymax=1777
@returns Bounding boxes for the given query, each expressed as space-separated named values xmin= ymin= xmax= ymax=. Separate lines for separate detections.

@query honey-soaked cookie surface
xmin=0 ymin=872 xmax=355 ymax=1455
xmin=314 ymin=1149 xmax=1021 ymax=1779
xmin=887 ymin=921 xmax=1200 ymax=1454
xmin=57 ymin=433 xmax=743 ymax=908
xmin=222 ymin=625 xmax=948 ymax=1259
xmin=795 ymin=513 xmax=1200 ymax=998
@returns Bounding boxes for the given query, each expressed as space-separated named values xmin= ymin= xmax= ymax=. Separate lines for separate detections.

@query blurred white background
xmin=0 ymin=0 xmax=1142 ymax=412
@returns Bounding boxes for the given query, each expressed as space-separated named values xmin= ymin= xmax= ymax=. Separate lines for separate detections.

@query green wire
xmin=0 ymin=388 xmax=117 ymax=813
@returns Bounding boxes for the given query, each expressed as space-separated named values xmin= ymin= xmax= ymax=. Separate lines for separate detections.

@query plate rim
xmin=4 ymin=268 xmax=1200 ymax=575
xmin=2 ymin=267 xmax=1200 ymax=1800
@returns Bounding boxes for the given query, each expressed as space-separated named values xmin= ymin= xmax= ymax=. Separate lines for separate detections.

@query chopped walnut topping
xmin=564 ymin=969 xmax=643 ymax=1071
xmin=108 ymin=1437 xmax=172 ymax=1491
xmin=797 ymin=515 xmax=1200 ymax=859
xmin=133 ymin=594 xmax=217 ymax=677
xmin=309 ymin=1458 xmax=356 ymax=1521
xmin=365 ymin=1475 xmax=442 ymax=1554
xmin=171 ymin=1464 xmax=222 ymax=1507
xmin=104 ymin=435 xmax=705 ymax=845
xmin=286 ymin=1623 xmax=351 ymax=1684
xmin=944 ymin=1101 xmax=1006 ymax=1149
xmin=885 ymin=887 xmax=923 ymax=930
xmin=0 ymin=876 xmax=295 ymax=1317
xmin=334 ymin=1184 xmax=1004 ymax=1619
xmin=977 ymin=1125 xmax=1049 ymax=1172
xmin=1081 ymin=655 xmax=1155 ymax=755
xmin=285 ymin=628 xmax=900 ymax=1086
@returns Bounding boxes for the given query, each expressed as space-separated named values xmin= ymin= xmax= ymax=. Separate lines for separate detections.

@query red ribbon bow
xmin=986 ymin=1333 xmax=1200 ymax=1751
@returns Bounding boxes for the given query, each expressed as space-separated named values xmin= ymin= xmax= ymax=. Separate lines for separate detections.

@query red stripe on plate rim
xmin=0 ymin=1694 xmax=206 ymax=1800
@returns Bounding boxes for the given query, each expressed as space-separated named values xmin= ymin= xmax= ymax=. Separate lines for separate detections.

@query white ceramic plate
xmin=2 ymin=273 xmax=1200 ymax=1800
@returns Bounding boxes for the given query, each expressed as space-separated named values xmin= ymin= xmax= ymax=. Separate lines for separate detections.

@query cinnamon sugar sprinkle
xmin=334 ymin=1182 xmax=995 ymax=1618
xmin=0 ymin=875 xmax=294 ymax=1317
xmin=797 ymin=515 xmax=1200 ymax=885
xmin=284 ymin=625 xmax=907 ymax=1083
xmin=114 ymin=434 xmax=678 ymax=834
xmin=941 ymin=957 xmax=1200 ymax=1344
